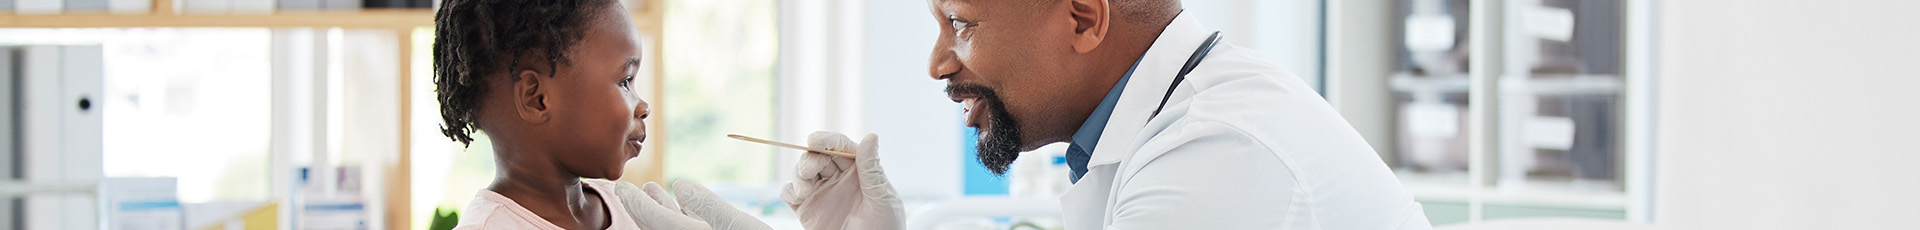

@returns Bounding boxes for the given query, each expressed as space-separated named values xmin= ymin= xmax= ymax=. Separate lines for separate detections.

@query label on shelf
xmin=1404 ymin=14 xmax=1456 ymax=53
xmin=1524 ymin=5 xmax=1576 ymax=42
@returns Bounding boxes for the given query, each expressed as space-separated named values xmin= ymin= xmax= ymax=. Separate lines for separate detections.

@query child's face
xmin=541 ymin=7 xmax=648 ymax=180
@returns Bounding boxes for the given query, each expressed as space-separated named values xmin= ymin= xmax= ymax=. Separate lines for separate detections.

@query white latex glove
xmin=780 ymin=132 xmax=906 ymax=229
xmin=613 ymin=181 xmax=711 ymax=230
xmin=673 ymin=180 xmax=775 ymax=230
xmin=616 ymin=181 xmax=774 ymax=230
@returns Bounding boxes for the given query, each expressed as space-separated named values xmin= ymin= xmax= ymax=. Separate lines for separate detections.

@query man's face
xmin=544 ymin=6 xmax=649 ymax=180
xmin=928 ymin=0 xmax=1093 ymax=175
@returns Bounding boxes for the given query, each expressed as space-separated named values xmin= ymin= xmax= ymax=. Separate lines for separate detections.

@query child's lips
xmin=627 ymin=139 xmax=643 ymax=157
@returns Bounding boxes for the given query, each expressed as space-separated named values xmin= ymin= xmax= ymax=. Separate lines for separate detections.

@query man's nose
xmin=929 ymin=47 xmax=960 ymax=80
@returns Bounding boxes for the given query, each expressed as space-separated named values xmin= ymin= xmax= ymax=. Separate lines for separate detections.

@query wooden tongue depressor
xmin=726 ymin=134 xmax=857 ymax=158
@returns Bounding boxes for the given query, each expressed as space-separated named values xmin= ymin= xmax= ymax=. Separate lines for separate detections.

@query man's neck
xmin=1079 ymin=13 xmax=1179 ymax=105
xmin=1093 ymin=11 xmax=1181 ymax=85
xmin=1049 ymin=15 xmax=1180 ymax=145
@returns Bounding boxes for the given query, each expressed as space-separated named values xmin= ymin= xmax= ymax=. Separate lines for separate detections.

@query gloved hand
xmin=780 ymin=132 xmax=906 ymax=229
xmin=613 ymin=181 xmax=711 ymax=230
xmin=615 ymin=180 xmax=774 ymax=230
xmin=673 ymin=180 xmax=775 ymax=230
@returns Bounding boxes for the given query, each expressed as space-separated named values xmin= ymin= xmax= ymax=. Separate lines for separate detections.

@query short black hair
xmin=1110 ymin=0 xmax=1180 ymax=25
xmin=432 ymin=0 xmax=617 ymax=147
xmin=1026 ymin=0 xmax=1179 ymax=25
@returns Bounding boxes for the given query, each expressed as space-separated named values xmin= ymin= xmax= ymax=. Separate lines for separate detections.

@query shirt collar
xmin=1069 ymin=60 xmax=1142 ymax=155
xmin=1081 ymin=11 xmax=1210 ymax=166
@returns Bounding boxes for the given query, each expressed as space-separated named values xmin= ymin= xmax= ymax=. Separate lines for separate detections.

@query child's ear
xmin=514 ymin=70 xmax=550 ymax=123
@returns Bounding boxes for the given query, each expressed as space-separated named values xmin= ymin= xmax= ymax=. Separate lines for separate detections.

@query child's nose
xmin=634 ymin=99 xmax=651 ymax=120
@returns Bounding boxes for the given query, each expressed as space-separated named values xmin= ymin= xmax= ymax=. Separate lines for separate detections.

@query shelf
xmin=1389 ymin=73 xmax=1624 ymax=95
xmin=0 ymin=10 xmax=435 ymax=28
xmin=1501 ymin=74 xmax=1623 ymax=95
xmin=0 ymin=180 xmax=98 ymax=197
xmin=1388 ymin=73 xmax=1472 ymax=93
xmin=0 ymin=3 xmax=669 ymax=230
xmin=1403 ymin=179 xmax=1627 ymax=211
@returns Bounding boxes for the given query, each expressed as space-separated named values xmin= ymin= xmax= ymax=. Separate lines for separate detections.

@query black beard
xmin=948 ymin=83 xmax=1022 ymax=176
xmin=976 ymin=96 xmax=1022 ymax=175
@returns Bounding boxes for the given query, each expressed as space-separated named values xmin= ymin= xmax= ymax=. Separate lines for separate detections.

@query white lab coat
xmin=1058 ymin=12 xmax=1432 ymax=229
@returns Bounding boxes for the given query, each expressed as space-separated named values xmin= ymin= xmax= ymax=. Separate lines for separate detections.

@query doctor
xmin=912 ymin=0 xmax=1431 ymax=228
xmin=642 ymin=0 xmax=1433 ymax=229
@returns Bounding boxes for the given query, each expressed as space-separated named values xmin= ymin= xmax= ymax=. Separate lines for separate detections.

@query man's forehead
xmin=932 ymin=0 xmax=1052 ymax=4
xmin=926 ymin=0 xmax=963 ymax=15
xmin=928 ymin=0 xmax=965 ymax=7
xmin=929 ymin=0 xmax=1054 ymax=10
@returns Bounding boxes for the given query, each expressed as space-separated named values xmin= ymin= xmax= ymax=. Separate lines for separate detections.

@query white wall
xmin=778 ymin=0 xmax=872 ymax=192
xmin=1654 ymin=0 xmax=1920 ymax=229
xmin=860 ymin=0 xmax=963 ymax=201
xmin=1325 ymin=0 xmax=1397 ymax=161
xmin=1185 ymin=0 xmax=1324 ymax=92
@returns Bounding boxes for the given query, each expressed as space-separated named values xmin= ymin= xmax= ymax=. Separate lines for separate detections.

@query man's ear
xmin=513 ymin=69 xmax=550 ymax=123
xmin=1068 ymin=0 xmax=1111 ymax=53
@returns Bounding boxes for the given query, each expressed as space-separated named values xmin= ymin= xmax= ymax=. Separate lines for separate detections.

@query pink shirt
xmin=454 ymin=179 xmax=642 ymax=230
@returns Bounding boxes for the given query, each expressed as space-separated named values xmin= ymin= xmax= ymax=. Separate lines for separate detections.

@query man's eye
xmin=947 ymin=16 xmax=973 ymax=33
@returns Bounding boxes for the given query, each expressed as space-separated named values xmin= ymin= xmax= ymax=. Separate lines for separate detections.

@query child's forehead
xmin=575 ymin=6 xmax=642 ymax=58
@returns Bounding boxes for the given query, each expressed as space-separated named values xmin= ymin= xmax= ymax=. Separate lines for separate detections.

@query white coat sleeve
xmin=1107 ymin=121 xmax=1307 ymax=229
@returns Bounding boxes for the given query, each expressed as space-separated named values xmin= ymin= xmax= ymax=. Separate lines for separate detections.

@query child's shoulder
xmin=579 ymin=178 xmax=618 ymax=189
xmin=453 ymin=190 xmax=567 ymax=230
xmin=577 ymin=179 xmax=628 ymax=212
xmin=578 ymin=179 xmax=645 ymax=229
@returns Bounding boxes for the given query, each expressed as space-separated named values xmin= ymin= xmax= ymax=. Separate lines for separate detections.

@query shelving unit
xmin=0 ymin=10 xmax=433 ymax=28
xmin=1334 ymin=0 xmax=1656 ymax=225
xmin=0 ymin=0 xmax=668 ymax=229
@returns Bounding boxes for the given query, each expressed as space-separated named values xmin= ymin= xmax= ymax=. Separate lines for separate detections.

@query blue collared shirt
xmin=1065 ymin=61 xmax=1141 ymax=184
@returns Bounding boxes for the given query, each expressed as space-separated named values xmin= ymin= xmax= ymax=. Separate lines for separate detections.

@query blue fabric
xmin=963 ymin=128 xmax=1010 ymax=195
xmin=1067 ymin=61 xmax=1141 ymax=184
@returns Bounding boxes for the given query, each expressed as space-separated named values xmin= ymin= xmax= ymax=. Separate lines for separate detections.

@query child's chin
xmin=601 ymin=163 xmax=630 ymax=180
xmin=568 ymin=164 xmax=626 ymax=180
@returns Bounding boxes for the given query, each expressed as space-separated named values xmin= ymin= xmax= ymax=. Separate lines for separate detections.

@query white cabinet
xmin=12 ymin=45 xmax=107 ymax=230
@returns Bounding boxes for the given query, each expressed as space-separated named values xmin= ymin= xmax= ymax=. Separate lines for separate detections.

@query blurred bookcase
xmin=0 ymin=0 xmax=667 ymax=229
xmin=1329 ymin=0 xmax=1658 ymax=225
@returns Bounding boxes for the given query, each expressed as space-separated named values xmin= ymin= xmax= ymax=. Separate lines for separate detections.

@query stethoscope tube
xmin=1152 ymin=31 xmax=1225 ymax=118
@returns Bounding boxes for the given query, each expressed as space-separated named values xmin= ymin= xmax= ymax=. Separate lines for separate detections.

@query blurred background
xmin=0 ymin=0 xmax=1915 ymax=229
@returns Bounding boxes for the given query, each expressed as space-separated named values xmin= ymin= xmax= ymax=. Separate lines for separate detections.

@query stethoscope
xmin=1151 ymin=31 xmax=1224 ymax=118
xmin=1066 ymin=31 xmax=1224 ymax=184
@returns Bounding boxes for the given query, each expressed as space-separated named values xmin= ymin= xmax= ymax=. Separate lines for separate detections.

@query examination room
xmin=0 ymin=0 xmax=1916 ymax=229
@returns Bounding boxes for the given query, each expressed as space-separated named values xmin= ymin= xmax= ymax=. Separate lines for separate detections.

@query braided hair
xmin=432 ymin=0 xmax=618 ymax=147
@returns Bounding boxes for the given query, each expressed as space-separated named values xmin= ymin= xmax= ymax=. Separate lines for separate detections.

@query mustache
xmin=945 ymin=82 xmax=999 ymax=100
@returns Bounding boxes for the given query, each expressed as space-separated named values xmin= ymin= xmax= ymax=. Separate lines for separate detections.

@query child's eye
xmin=617 ymin=59 xmax=641 ymax=90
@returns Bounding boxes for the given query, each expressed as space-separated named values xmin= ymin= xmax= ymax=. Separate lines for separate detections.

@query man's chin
xmin=974 ymin=123 xmax=1023 ymax=175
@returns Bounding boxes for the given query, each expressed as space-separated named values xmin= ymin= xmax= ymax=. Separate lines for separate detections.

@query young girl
xmin=432 ymin=0 xmax=660 ymax=229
